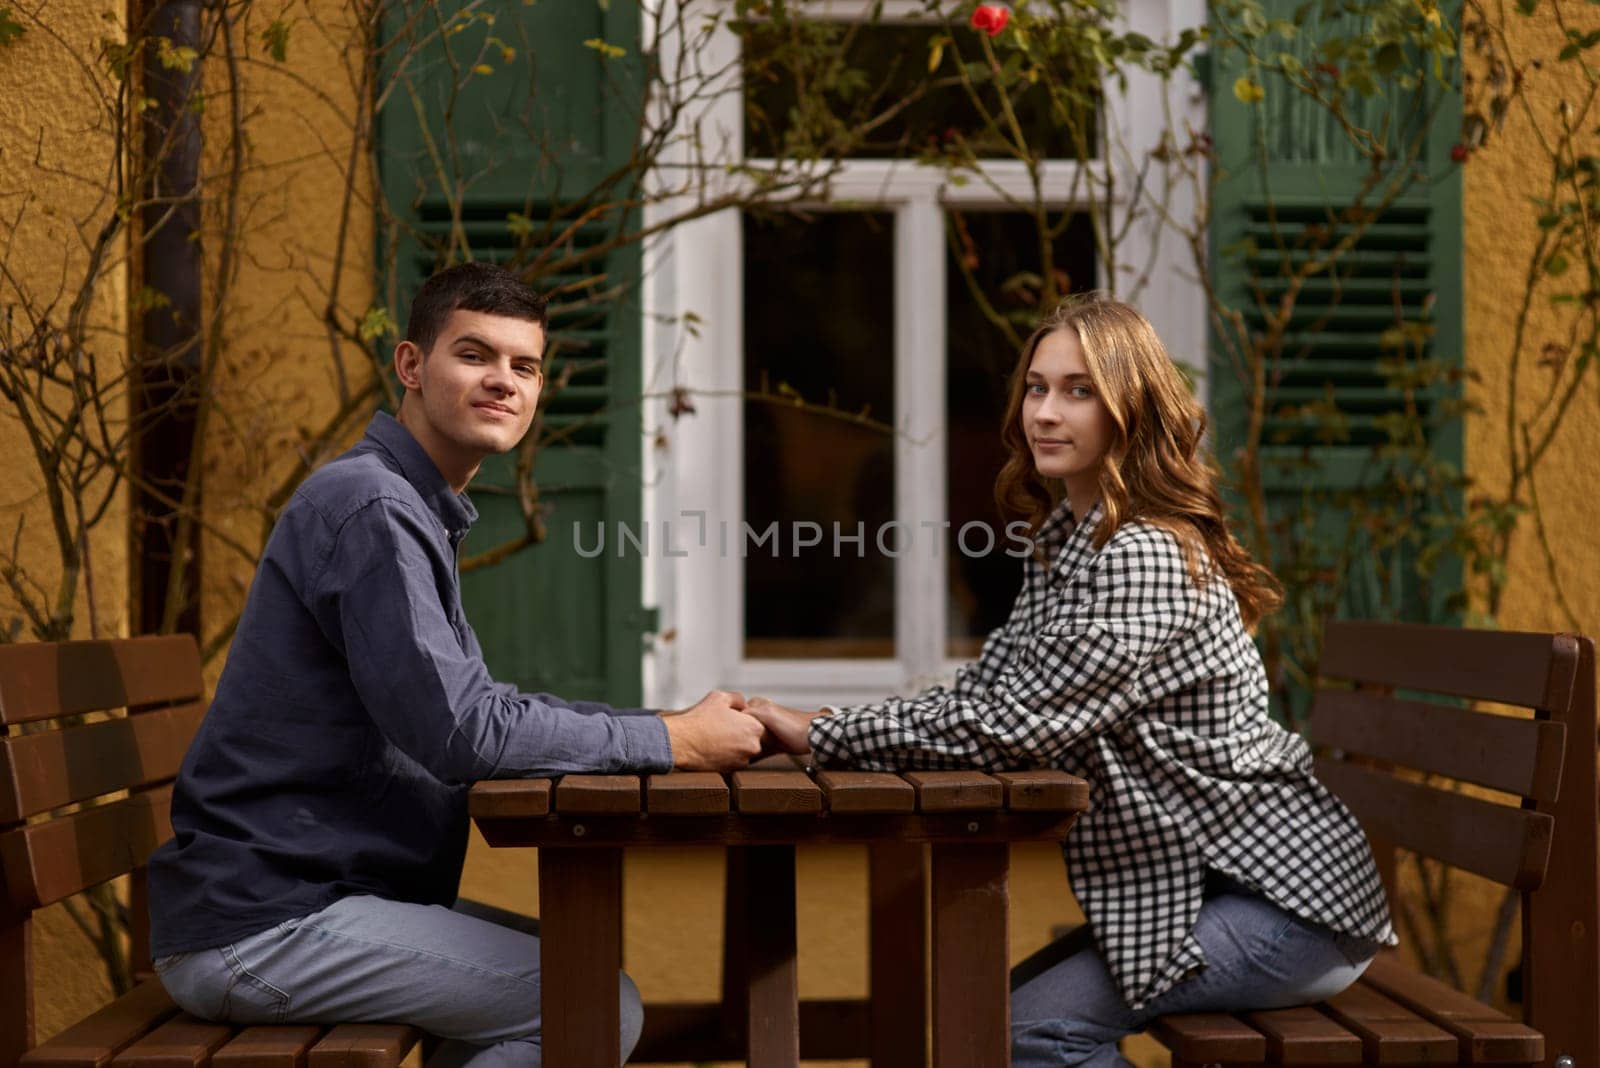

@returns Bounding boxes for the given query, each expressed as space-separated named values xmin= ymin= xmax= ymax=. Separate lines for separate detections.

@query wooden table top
xmin=468 ymin=767 xmax=1089 ymax=848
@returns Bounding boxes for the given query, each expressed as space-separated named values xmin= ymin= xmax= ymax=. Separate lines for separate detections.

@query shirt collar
xmin=1037 ymin=497 xmax=1105 ymax=577
xmin=364 ymin=411 xmax=479 ymax=533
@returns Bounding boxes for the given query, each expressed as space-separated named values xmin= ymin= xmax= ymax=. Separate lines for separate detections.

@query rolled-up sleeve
xmin=809 ymin=527 xmax=1204 ymax=771
xmin=313 ymin=497 xmax=673 ymax=782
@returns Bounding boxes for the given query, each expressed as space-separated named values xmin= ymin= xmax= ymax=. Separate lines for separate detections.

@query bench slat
xmin=0 ymin=786 xmax=172 ymax=911
xmin=1321 ymin=983 xmax=1458 ymax=1064
xmin=1319 ymin=624 xmax=1579 ymax=711
xmin=1359 ymin=957 xmax=1544 ymax=1064
xmin=1150 ymin=1012 xmax=1268 ymax=1063
xmin=993 ymin=771 xmax=1090 ymax=812
xmin=1314 ymin=758 xmax=1553 ymax=889
xmin=0 ymin=637 xmax=202 ymax=726
xmin=305 ymin=1025 xmax=421 ymax=1068
xmin=554 ymin=775 xmax=641 ymax=814
xmin=731 ymin=771 xmax=822 ymax=814
xmin=110 ymin=1014 xmax=232 ymax=1068
xmin=19 ymin=981 xmax=179 ymax=1068
xmin=1245 ymin=1006 xmax=1364 ymax=1065
xmin=466 ymin=780 xmax=550 ymax=819
xmin=1310 ymin=691 xmax=1565 ymax=802
xmin=645 ymin=773 xmax=729 ymax=814
xmin=902 ymin=771 xmax=1003 ymax=811
xmin=212 ymin=1027 xmax=325 ymax=1068
xmin=1 ymin=702 xmax=206 ymax=822
xmin=813 ymin=771 xmax=915 ymax=813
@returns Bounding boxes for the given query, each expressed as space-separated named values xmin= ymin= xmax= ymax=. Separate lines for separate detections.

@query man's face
xmin=396 ymin=309 xmax=545 ymax=469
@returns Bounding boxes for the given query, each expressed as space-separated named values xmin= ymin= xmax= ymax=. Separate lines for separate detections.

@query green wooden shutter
xmin=1207 ymin=7 xmax=1463 ymax=643
xmin=378 ymin=2 xmax=648 ymax=706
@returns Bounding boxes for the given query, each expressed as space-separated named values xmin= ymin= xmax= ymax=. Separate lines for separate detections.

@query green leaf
xmin=582 ymin=36 xmax=625 ymax=59
xmin=0 ymin=6 xmax=24 ymax=46
xmin=1545 ymin=252 xmax=1570 ymax=276
xmin=359 ymin=306 xmax=399 ymax=343
xmin=1374 ymin=42 xmax=1403 ymax=75
xmin=156 ymin=36 xmax=198 ymax=73
xmin=1233 ymin=75 xmax=1265 ymax=103
xmin=262 ymin=20 xmax=289 ymax=62
xmin=1515 ymin=0 xmax=1538 ymax=13
xmin=506 ymin=212 xmax=534 ymax=239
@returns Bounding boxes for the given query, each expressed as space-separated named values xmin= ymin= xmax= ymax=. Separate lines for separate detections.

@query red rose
xmin=970 ymin=3 xmax=1010 ymax=36
xmin=1450 ymin=143 xmax=1470 ymax=162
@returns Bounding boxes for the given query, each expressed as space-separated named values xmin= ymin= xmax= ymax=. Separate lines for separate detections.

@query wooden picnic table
xmin=468 ymin=765 xmax=1089 ymax=1068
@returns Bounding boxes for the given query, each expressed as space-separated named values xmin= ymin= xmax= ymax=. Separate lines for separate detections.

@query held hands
xmin=745 ymin=697 xmax=821 ymax=757
xmin=659 ymin=691 xmax=825 ymax=771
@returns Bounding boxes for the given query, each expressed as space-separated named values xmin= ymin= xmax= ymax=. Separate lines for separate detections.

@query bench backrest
xmin=0 ymin=635 xmax=205 ymax=1066
xmin=1311 ymin=621 xmax=1598 ymax=1068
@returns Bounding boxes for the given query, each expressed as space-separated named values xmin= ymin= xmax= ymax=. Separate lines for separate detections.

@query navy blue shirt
xmin=148 ymin=412 xmax=673 ymax=957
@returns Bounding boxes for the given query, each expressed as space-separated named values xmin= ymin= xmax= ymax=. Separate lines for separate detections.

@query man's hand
xmin=660 ymin=690 xmax=766 ymax=771
xmin=745 ymin=697 xmax=822 ymax=756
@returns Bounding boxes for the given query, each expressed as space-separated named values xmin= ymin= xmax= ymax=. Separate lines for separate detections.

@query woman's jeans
xmin=1010 ymin=889 xmax=1378 ymax=1068
xmin=153 ymin=895 xmax=644 ymax=1068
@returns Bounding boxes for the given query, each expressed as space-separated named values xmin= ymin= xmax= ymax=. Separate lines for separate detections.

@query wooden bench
xmin=1149 ymin=622 xmax=1599 ymax=1068
xmin=0 ymin=635 xmax=421 ymax=1068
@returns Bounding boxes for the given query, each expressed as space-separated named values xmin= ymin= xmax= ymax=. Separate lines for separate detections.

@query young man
xmin=146 ymin=263 xmax=764 ymax=1066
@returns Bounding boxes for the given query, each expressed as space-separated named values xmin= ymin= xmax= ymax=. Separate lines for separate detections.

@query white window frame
xmin=642 ymin=0 xmax=1206 ymax=710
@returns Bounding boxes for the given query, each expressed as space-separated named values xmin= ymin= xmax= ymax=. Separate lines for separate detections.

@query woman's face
xmin=1020 ymin=327 xmax=1118 ymax=494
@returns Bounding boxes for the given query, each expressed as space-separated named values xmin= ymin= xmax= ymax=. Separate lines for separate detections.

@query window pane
xmin=744 ymin=211 xmax=896 ymax=659
xmin=743 ymin=22 xmax=1097 ymax=161
xmin=945 ymin=211 xmax=1097 ymax=658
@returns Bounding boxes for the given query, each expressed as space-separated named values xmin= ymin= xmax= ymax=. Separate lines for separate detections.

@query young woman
xmin=749 ymin=295 xmax=1393 ymax=1067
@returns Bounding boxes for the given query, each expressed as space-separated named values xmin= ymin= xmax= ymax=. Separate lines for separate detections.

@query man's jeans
xmin=153 ymin=895 xmax=644 ymax=1068
xmin=1010 ymin=889 xmax=1379 ymax=1068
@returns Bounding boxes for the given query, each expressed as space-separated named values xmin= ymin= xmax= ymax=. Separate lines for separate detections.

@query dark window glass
xmin=744 ymin=211 xmax=896 ymax=658
xmin=945 ymin=210 xmax=1097 ymax=657
xmin=743 ymin=22 xmax=1097 ymax=161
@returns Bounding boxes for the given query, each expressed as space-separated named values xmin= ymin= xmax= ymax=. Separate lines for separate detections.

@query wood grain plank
xmin=109 ymin=1014 xmax=232 ymax=1068
xmin=466 ymin=779 xmax=550 ymax=819
xmin=18 ymin=979 xmax=178 ymax=1068
xmin=0 ymin=637 xmax=202 ymax=726
xmin=904 ymin=771 xmax=1003 ymax=812
xmin=731 ymin=771 xmax=822 ymax=815
xmin=930 ymin=843 xmax=1009 ymax=1068
xmin=1 ymin=702 xmax=205 ymax=822
xmin=1244 ymin=1006 xmax=1363 ymax=1065
xmin=743 ymin=846 xmax=799 ymax=1068
xmin=869 ymin=842 xmax=926 ymax=1068
xmin=814 ymin=771 xmax=915 ymax=814
xmin=539 ymin=848 xmax=622 ymax=1068
xmin=554 ymin=775 xmax=641 ymax=814
xmin=1319 ymin=623 xmax=1577 ymax=711
xmin=305 ymin=1026 xmax=421 ymax=1068
xmin=1314 ymin=758 xmax=1553 ymax=889
xmin=1310 ymin=690 xmax=1565 ymax=802
xmin=213 ymin=1027 xmax=324 ymax=1068
xmin=1358 ymin=958 xmax=1544 ymax=1063
xmin=1322 ymin=983 xmax=1458 ymax=1064
xmin=0 ymin=786 xmax=173 ymax=911
xmin=645 ymin=773 xmax=729 ymax=814
xmin=1149 ymin=1013 xmax=1268 ymax=1064
xmin=993 ymin=771 xmax=1090 ymax=812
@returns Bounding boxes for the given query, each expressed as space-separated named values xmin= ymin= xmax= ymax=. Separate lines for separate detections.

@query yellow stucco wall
xmin=0 ymin=0 xmax=130 ymax=1038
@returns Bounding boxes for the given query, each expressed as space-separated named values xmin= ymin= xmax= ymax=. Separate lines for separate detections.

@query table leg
xmin=539 ymin=846 xmax=623 ymax=1068
xmin=931 ymin=842 xmax=1010 ymax=1068
xmin=870 ymin=841 xmax=927 ymax=1068
xmin=742 ymin=845 xmax=799 ymax=1068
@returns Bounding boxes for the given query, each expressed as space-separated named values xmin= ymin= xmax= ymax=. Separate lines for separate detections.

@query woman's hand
xmin=745 ymin=697 xmax=823 ymax=756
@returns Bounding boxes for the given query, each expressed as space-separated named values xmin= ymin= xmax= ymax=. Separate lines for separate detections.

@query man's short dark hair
xmin=405 ymin=262 xmax=550 ymax=355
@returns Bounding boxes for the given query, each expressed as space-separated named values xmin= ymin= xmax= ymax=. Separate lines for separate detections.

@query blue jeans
xmin=1010 ymin=890 xmax=1377 ymax=1068
xmin=153 ymin=895 xmax=644 ymax=1068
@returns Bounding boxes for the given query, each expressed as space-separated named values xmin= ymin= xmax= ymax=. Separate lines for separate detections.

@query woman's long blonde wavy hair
xmin=994 ymin=294 xmax=1282 ymax=628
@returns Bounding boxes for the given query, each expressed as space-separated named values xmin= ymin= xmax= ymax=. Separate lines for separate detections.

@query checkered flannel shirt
xmin=809 ymin=500 xmax=1395 ymax=1010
